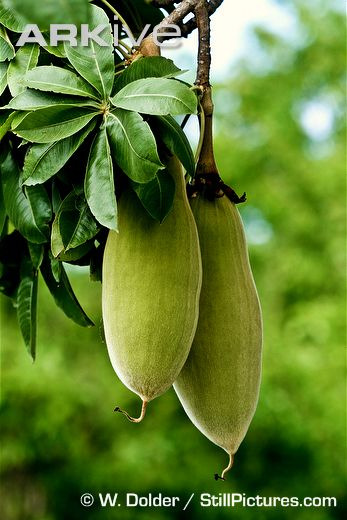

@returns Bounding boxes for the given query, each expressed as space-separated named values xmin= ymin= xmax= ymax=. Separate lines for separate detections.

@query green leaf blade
xmin=107 ymin=109 xmax=163 ymax=183
xmin=4 ymin=90 xmax=100 ymax=111
xmin=64 ymin=5 xmax=114 ymax=99
xmin=17 ymin=257 xmax=38 ymax=360
xmin=7 ymin=43 xmax=40 ymax=97
xmin=51 ymin=191 xmax=99 ymax=256
xmin=111 ymin=78 xmax=198 ymax=116
xmin=0 ymin=25 xmax=14 ymax=61
xmin=13 ymin=106 xmax=98 ymax=143
xmin=85 ymin=126 xmax=117 ymax=230
xmin=0 ymin=61 xmax=8 ymax=95
xmin=132 ymin=168 xmax=175 ymax=223
xmin=40 ymin=253 xmax=94 ymax=327
xmin=152 ymin=115 xmax=195 ymax=177
xmin=4 ymin=0 xmax=90 ymax=30
xmin=1 ymin=149 xmax=52 ymax=243
xmin=113 ymin=56 xmax=184 ymax=93
xmin=22 ymin=121 xmax=96 ymax=186
xmin=25 ymin=66 xmax=100 ymax=100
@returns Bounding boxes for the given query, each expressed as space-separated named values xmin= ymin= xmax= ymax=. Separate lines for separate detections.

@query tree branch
xmin=181 ymin=0 xmax=225 ymax=38
xmin=195 ymin=0 xmax=211 ymax=87
xmin=156 ymin=0 xmax=201 ymax=32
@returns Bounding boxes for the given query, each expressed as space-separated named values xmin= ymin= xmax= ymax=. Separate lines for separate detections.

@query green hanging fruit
xmin=174 ymin=194 xmax=263 ymax=478
xmin=102 ymin=156 xmax=202 ymax=422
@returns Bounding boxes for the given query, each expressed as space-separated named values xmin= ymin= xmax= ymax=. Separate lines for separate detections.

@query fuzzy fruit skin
xmin=102 ymin=157 xmax=202 ymax=402
xmin=174 ymin=195 xmax=262 ymax=456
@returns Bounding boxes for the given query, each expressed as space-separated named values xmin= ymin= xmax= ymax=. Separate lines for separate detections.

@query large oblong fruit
xmin=174 ymin=194 xmax=263 ymax=478
xmin=102 ymin=156 xmax=202 ymax=421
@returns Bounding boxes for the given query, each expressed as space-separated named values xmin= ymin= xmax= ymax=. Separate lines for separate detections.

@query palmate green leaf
xmin=51 ymin=191 xmax=99 ymax=257
xmin=17 ymin=256 xmax=38 ymax=360
xmin=22 ymin=121 xmax=96 ymax=186
xmin=151 ymin=115 xmax=195 ymax=177
xmin=1 ymin=149 xmax=52 ymax=243
xmin=0 ymin=25 xmax=14 ymax=61
xmin=64 ymin=5 xmax=114 ymax=100
xmin=111 ymin=78 xmax=198 ymax=116
xmin=40 ymin=252 xmax=94 ymax=327
xmin=132 ymin=168 xmax=175 ymax=223
xmin=4 ymin=89 xmax=100 ymax=111
xmin=0 ymin=61 xmax=7 ymax=94
xmin=113 ymin=56 xmax=184 ymax=93
xmin=85 ymin=125 xmax=117 ymax=230
xmin=0 ymin=0 xmax=27 ymax=32
xmin=13 ymin=106 xmax=98 ymax=143
xmin=3 ymin=0 xmax=89 ymax=30
xmin=25 ymin=66 xmax=100 ymax=100
xmin=107 ymin=109 xmax=163 ymax=183
xmin=7 ymin=44 xmax=40 ymax=96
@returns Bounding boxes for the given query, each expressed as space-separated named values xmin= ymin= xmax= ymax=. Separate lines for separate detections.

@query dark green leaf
xmin=1 ymin=149 xmax=52 ymax=243
xmin=17 ymin=256 xmax=38 ymax=360
xmin=107 ymin=108 xmax=163 ymax=183
xmin=13 ymin=106 xmax=98 ymax=143
xmin=4 ymin=89 xmax=100 ymax=111
xmin=25 ymin=66 xmax=100 ymax=100
xmin=0 ymin=25 xmax=14 ymax=61
xmin=40 ymin=252 xmax=94 ymax=327
xmin=28 ymin=242 xmax=44 ymax=269
xmin=85 ymin=126 xmax=117 ymax=230
xmin=56 ymin=239 xmax=94 ymax=263
xmin=152 ymin=115 xmax=195 ymax=177
xmin=22 ymin=121 xmax=96 ymax=186
xmin=113 ymin=56 xmax=184 ymax=93
xmin=3 ymin=0 xmax=90 ymax=30
xmin=132 ymin=168 xmax=175 ymax=222
xmin=7 ymin=44 xmax=39 ymax=96
xmin=111 ymin=78 xmax=197 ymax=115
xmin=64 ymin=5 xmax=114 ymax=100
xmin=51 ymin=191 xmax=99 ymax=257
xmin=0 ymin=61 xmax=8 ymax=94
xmin=51 ymin=181 xmax=62 ymax=214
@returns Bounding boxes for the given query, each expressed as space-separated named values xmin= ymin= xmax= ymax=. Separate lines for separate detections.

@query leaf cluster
xmin=0 ymin=0 xmax=197 ymax=358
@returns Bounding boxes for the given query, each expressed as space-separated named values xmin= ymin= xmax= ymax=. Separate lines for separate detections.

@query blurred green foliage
xmin=1 ymin=1 xmax=345 ymax=519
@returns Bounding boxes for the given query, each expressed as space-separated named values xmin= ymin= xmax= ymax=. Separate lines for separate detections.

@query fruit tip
xmin=114 ymin=399 xmax=148 ymax=423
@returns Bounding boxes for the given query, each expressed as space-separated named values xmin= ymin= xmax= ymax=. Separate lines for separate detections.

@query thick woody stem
xmin=195 ymin=0 xmax=211 ymax=87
